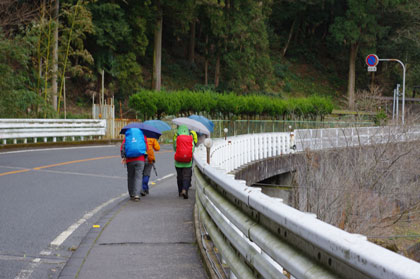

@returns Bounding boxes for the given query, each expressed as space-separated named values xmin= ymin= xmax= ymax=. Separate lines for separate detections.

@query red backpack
xmin=175 ymin=134 xmax=193 ymax=162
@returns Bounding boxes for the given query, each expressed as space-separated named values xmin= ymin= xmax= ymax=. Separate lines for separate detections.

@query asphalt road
xmin=0 ymin=143 xmax=175 ymax=279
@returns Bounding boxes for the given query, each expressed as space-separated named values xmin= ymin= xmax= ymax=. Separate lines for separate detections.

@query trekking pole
xmin=152 ymin=163 xmax=158 ymax=176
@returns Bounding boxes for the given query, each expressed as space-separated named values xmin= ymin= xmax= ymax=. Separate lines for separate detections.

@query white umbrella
xmin=172 ymin=117 xmax=211 ymax=135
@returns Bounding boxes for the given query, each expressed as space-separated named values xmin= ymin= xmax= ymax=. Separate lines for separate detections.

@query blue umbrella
xmin=144 ymin=120 xmax=171 ymax=132
xmin=188 ymin=115 xmax=214 ymax=133
xmin=119 ymin=122 xmax=162 ymax=139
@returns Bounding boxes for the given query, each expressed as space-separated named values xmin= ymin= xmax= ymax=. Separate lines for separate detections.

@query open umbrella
xmin=188 ymin=115 xmax=214 ymax=133
xmin=143 ymin=120 xmax=171 ymax=132
xmin=172 ymin=117 xmax=210 ymax=135
xmin=119 ymin=122 xmax=162 ymax=139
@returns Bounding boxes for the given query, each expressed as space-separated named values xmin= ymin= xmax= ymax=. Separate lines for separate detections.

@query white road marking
xmin=155 ymin=173 xmax=175 ymax=182
xmin=14 ymin=192 xmax=125 ymax=279
xmin=39 ymin=250 xmax=51 ymax=256
xmin=50 ymin=192 xmax=126 ymax=247
xmin=0 ymin=145 xmax=115 ymax=155
xmin=14 ymin=258 xmax=41 ymax=279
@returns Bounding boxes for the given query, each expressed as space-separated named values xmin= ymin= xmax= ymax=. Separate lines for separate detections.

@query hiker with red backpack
xmin=120 ymin=128 xmax=147 ymax=201
xmin=173 ymin=125 xmax=195 ymax=199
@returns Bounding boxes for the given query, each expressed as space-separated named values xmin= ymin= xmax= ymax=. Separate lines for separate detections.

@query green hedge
xmin=129 ymin=90 xmax=334 ymax=120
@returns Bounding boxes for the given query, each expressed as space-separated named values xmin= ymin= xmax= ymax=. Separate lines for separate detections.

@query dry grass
xmin=292 ymin=126 xmax=420 ymax=260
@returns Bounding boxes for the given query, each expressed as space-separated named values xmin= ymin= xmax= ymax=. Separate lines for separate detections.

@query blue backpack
xmin=124 ymin=128 xmax=146 ymax=158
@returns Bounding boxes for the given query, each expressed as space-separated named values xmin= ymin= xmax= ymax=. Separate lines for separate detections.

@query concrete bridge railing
xmin=294 ymin=125 xmax=420 ymax=152
xmin=193 ymin=129 xmax=420 ymax=279
xmin=0 ymin=119 xmax=106 ymax=145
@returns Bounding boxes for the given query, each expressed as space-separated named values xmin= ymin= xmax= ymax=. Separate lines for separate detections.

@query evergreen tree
xmin=329 ymin=0 xmax=402 ymax=109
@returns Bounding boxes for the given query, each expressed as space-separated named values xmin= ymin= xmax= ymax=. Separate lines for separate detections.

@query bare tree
xmin=0 ymin=0 xmax=41 ymax=35
xmin=293 ymin=125 xmax=420 ymax=258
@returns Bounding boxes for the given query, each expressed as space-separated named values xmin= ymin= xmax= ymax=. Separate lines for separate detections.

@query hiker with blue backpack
xmin=173 ymin=125 xmax=195 ymax=199
xmin=120 ymin=128 xmax=147 ymax=201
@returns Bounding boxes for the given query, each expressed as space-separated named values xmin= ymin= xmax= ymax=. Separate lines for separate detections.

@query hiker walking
xmin=141 ymin=137 xmax=160 ymax=196
xmin=173 ymin=125 xmax=195 ymax=199
xmin=121 ymin=128 xmax=147 ymax=201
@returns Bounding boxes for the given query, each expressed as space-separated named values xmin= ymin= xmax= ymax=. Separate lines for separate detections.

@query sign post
xmin=366 ymin=54 xmax=379 ymax=72
xmin=365 ymin=54 xmax=406 ymax=124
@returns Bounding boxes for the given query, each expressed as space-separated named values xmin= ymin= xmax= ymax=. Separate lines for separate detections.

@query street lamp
xmin=223 ymin=128 xmax=228 ymax=140
xmin=204 ymin=138 xmax=213 ymax=164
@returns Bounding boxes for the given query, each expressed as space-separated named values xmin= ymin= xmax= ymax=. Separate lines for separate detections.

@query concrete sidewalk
xmin=58 ymin=175 xmax=208 ymax=279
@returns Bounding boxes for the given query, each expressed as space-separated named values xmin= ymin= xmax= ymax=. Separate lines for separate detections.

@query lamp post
xmin=367 ymin=54 xmax=406 ymax=124
xmin=204 ymin=138 xmax=213 ymax=164
xmin=379 ymin=58 xmax=406 ymax=124
xmin=223 ymin=128 xmax=228 ymax=140
xmin=289 ymin=126 xmax=296 ymax=151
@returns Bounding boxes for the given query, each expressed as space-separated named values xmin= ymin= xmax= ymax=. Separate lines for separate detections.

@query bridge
xmin=1 ymin=119 xmax=420 ymax=279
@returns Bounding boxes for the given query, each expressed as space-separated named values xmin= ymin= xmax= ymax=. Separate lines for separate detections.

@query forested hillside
xmin=1 ymin=0 xmax=419 ymax=118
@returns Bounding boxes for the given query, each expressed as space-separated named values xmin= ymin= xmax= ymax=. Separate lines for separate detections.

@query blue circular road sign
xmin=366 ymin=54 xmax=379 ymax=67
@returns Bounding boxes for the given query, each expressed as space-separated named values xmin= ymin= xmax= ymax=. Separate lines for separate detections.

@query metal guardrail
xmin=294 ymin=125 xmax=420 ymax=152
xmin=193 ymin=130 xmax=420 ymax=279
xmin=0 ymin=119 xmax=106 ymax=145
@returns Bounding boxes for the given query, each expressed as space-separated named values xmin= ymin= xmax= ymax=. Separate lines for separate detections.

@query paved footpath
xmin=58 ymin=175 xmax=208 ymax=279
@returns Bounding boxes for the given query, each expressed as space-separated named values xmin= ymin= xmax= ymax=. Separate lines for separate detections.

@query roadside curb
xmin=57 ymin=172 xmax=177 ymax=278
xmin=57 ymin=198 xmax=128 ymax=278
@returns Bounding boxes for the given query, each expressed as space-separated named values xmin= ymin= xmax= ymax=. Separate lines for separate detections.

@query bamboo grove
xmin=1 ymin=1 xmax=420 ymax=118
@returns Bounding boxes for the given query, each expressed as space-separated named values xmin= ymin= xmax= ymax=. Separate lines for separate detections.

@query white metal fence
xmin=208 ymin=133 xmax=290 ymax=173
xmin=0 ymin=119 xmax=106 ymax=145
xmin=294 ymin=125 xmax=420 ymax=151
xmin=194 ymin=130 xmax=420 ymax=279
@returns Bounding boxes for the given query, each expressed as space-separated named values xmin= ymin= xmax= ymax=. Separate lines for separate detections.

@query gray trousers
xmin=143 ymin=162 xmax=153 ymax=177
xmin=127 ymin=161 xmax=145 ymax=197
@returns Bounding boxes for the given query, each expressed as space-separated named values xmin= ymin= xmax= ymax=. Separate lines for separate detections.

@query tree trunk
xmin=347 ymin=42 xmax=359 ymax=110
xmin=152 ymin=5 xmax=162 ymax=91
xmin=204 ymin=34 xmax=208 ymax=85
xmin=52 ymin=0 xmax=59 ymax=111
xmin=188 ymin=19 xmax=196 ymax=65
xmin=370 ymin=72 xmax=375 ymax=92
xmin=282 ymin=17 xmax=297 ymax=57
xmin=215 ymin=53 xmax=220 ymax=87
xmin=204 ymin=60 xmax=208 ymax=85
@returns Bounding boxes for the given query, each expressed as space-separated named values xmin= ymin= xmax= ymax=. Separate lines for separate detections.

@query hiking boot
xmin=181 ymin=189 xmax=188 ymax=199
xmin=140 ymin=190 xmax=146 ymax=196
xmin=133 ymin=196 xmax=140 ymax=201
xmin=145 ymin=189 xmax=149 ymax=195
